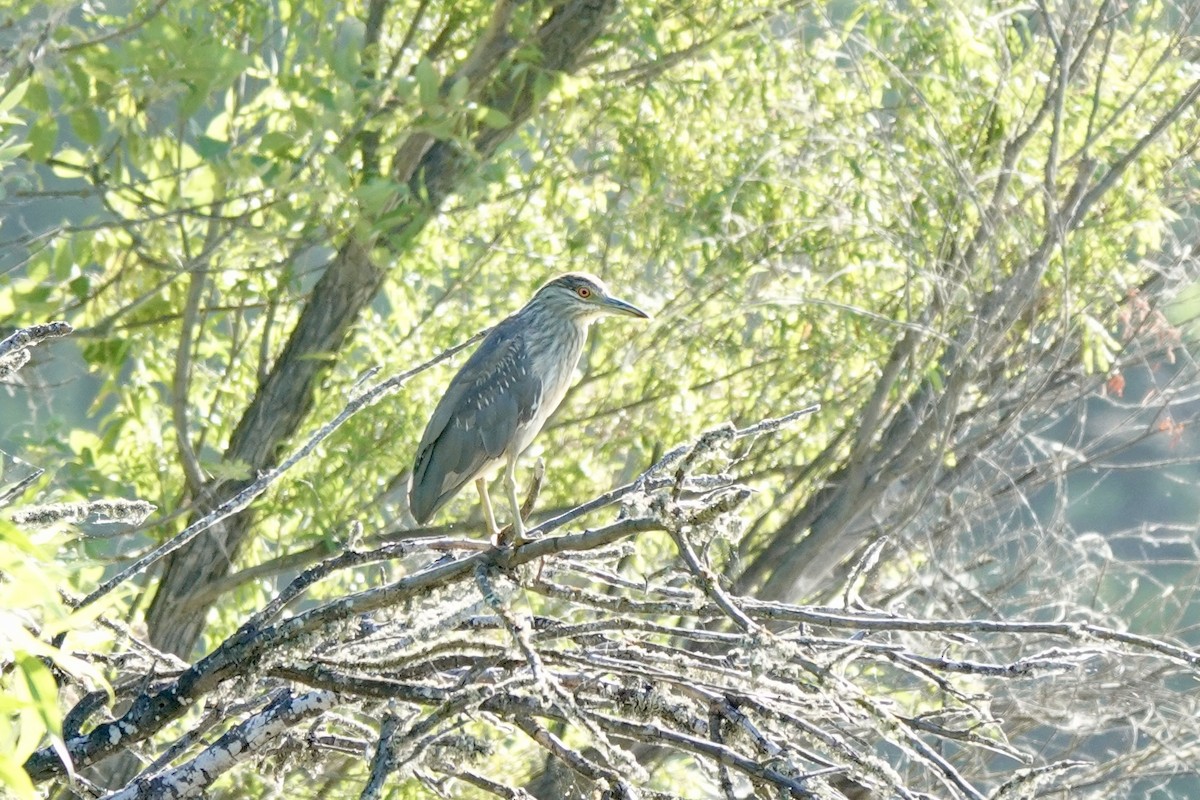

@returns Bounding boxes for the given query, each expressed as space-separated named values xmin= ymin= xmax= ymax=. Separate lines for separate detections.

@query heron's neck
xmin=527 ymin=313 xmax=589 ymax=395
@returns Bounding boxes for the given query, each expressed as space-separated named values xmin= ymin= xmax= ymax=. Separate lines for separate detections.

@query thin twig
xmin=71 ymin=330 xmax=487 ymax=610
xmin=359 ymin=711 xmax=401 ymax=800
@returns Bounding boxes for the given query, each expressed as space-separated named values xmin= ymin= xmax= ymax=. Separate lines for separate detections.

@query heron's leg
xmin=475 ymin=477 xmax=499 ymax=541
xmin=503 ymin=453 xmax=525 ymax=544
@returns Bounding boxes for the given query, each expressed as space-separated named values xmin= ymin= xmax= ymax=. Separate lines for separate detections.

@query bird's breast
xmin=512 ymin=323 xmax=587 ymax=454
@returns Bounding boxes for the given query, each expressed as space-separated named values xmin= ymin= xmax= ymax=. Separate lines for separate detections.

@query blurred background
xmin=3 ymin=0 xmax=1200 ymax=796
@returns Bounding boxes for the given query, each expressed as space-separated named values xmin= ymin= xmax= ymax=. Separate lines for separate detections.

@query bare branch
xmin=73 ymin=330 xmax=486 ymax=611
xmin=102 ymin=690 xmax=337 ymax=800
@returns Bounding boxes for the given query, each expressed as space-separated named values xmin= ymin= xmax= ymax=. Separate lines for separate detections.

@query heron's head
xmin=533 ymin=272 xmax=650 ymax=323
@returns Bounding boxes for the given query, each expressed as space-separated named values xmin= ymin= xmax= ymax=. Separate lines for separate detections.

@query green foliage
xmin=0 ymin=515 xmax=114 ymax=799
xmin=2 ymin=0 xmax=1199 ymax=795
xmin=5 ymin=2 xmax=1181 ymax=522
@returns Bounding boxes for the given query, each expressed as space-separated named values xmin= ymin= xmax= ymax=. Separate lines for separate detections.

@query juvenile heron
xmin=409 ymin=272 xmax=650 ymax=542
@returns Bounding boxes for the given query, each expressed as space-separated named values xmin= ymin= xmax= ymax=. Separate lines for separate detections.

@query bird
xmin=409 ymin=272 xmax=650 ymax=544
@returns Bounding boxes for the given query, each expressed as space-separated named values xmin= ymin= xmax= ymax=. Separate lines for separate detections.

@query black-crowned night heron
xmin=409 ymin=272 xmax=650 ymax=542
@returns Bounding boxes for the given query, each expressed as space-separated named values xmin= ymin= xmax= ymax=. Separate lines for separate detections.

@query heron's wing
xmin=409 ymin=319 xmax=542 ymax=522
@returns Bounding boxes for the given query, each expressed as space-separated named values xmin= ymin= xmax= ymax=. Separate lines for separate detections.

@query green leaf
xmin=14 ymin=654 xmax=66 ymax=777
xmin=0 ymin=524 xmax=43 ymax=557
xmin=21 ymin=80 xmax=49 ymax=113
xmin=357 ymin=178 xmax=403 ymax=217
xmin=202 ymin=458 xmax=252 ymax=482
xmin=196 ymin=134 xmax=230 ymax=161
xmin=0 ymin=754 xmax=37 ymax=800
xmin=532 ymin=71 xmax=553 ymax=104
xmin=82 ymin=338 xmax=131 ymax=370
xmin=18 ymin=656 xmax=59 ymax=730
xmin=260 ymin=130 xmax=295 ymax=156
xmin=68 ymin=108 xmax=101 ymax=146
xmin=69 ymin=275 xmax=90 ymax=301
xmin=0 ymin=138 xmax=30 ymax=164
xmin=26 ymin=116 xmax=57 ymax=162
xmin=325 ymin=153 xmax=350 ymax=188
xmin=0 ymin=79 xmax=28 ymax=123
xmin=479 ymin=107 xmax=511 ymax=129
xmin=180 ymin=81 xmax=209 ymax=119
xmin=415 ymin=58 xmax=439 ymax=107
xmin=447 ymin=76 xmax=469 ymax=105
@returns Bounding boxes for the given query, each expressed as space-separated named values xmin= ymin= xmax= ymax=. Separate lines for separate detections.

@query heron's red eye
xmin=577 ymin=286 xmax=592 ymax=299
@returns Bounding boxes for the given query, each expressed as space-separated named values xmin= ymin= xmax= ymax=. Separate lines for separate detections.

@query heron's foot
xmin=495 ymin=516 xmax=526 ymax=548
xmin=484 ymin=515 xmax=501 ymax=543
xmin=497 ymin=459 xmax=544 ymax=547
xmin=512 ymin=528 xmax=541 ymax=546
xmin=495 ymin=524 xmax=539 ymax=548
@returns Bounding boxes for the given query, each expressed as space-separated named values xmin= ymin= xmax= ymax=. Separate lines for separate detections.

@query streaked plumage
xmin=409 ymin=272 xmax=649 ymax=540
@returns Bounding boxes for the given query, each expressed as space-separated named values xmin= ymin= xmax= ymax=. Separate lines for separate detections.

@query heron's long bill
xmin=603 ymin=295 xmax=651 ymax=319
